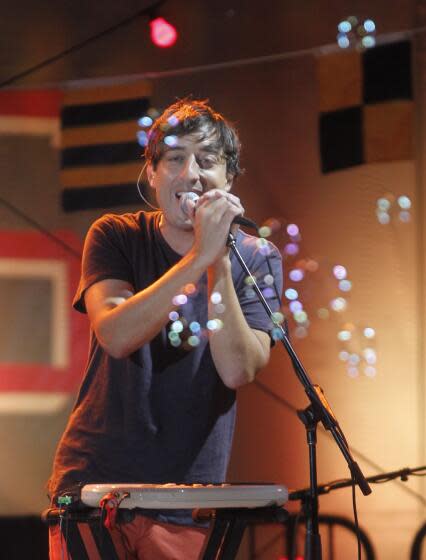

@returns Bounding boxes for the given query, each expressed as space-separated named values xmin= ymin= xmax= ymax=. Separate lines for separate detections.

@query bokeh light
xmin=338 ymin=330 xmax=352 ymax=341
xmin=377 ymin=198 xmax=392 ymax=211
xmin=333 ymin=265 xmax=347 ymax=280
xmin=363 ymin=347 xmax=377 ymax=364
xmin=207 ymin=319 xmax=223 ymax=331
xmin=339 ymin=279 xmax=352 ymax=292
xmin=188 ymin=335 xmax=200 ymax=347
xmin=295 ymin=326 xmax=308 ymax=338
xmin=289 ymin=300 xmax=303 ymax=313
xmin=339 ymin=350 xmax=349 ymax=361
xmin=338 ymin=20 xmax=352 ymax=33
xmin=364 ymin=365 xmax=377 ymax=377
xmin=272 ymin=311 xmax=285 ymax=324
xmin=164 ymin=135 xmax=178 ymax=147
xmin=337 ymin=35 xmax=350 ymax=48
xmin=347 ymin=366 xmax=359 ymax=378
xmin=168 ymin=331 xmax=180 ymax=341
xmin=348 ymin=353 xmax=360 ymax=365
xmin=184 ymin=283 xmax=197 ymax=295
xmin=363 ymin=327 xmax=375 ymax=339
xmin=287 ymin=224 xmax=299 ymax=237
xmin=137 ymin=130 xmax=149 ymax=147
xmin=271 ymin=327 xmax=284 ymax=341
xmin=289 ymin=269 xmax=304 ymax=282
xmin=210 ymin=291 xmax=222 ymax=304
xmin=398 ymin=195 xmax=411 ymax=209
xmin=258 ymin=226 xmax=272 ymax=238
xmin=305 ymin=259 xmax=319 ymax=272
xmin=172 ymin=294 xmax=188 ymax=306
xmin=284 ymin=243 xmax=299 ymax=256
xmin=263 ymin=287 xmax=275 ymax=298
xmin=377 ymin=210 xmax=391 ymax=224
xmin=362 ymin=36 xmax=376 ymax=48
xmin=169 ymin=311 xmax=179 ymax=321
xmin=317 ymin=308 xmax=329 ymax=319
xmin=189 ymin=321 xmax=201 ymax=333
xmin=138 ymin=116 xmax=153 ymax=127
xmin=171 ymin=320 xmax=184 ymax=333
xmin=167 ymin=115 xmax=179 ymax=127
xmin=363 ymin=19 xmax=376 ymax=32
xmin=264 ymin=274 xmax=275 ymax=285
xmin=147 ymin=107 xmax=160 ymax=119
xmin=294 ymin=310 xmax=308 ymax=324
xmin=244 ymin=287 xmax=256 ymax=299
xmin=330 ymin=297 xmax=347 ymax=312
xmin=285 ymin=288 xmax=299 ymax=301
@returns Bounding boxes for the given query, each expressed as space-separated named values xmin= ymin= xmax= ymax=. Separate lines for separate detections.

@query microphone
xmin=180 ymin=192 xmax=257 ymax=229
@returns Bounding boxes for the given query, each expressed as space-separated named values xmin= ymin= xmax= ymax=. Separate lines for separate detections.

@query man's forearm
xmin=207 ymin=258 xmax=270 ymax=389
xmin=91 ymin=250 xmax=206 ymax=358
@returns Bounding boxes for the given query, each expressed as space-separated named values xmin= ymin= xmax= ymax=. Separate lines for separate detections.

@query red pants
xmin=49 ymin=515 xmax=210 ymax=560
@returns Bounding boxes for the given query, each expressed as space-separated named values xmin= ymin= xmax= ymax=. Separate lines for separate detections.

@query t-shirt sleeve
xmin=235 ymin=236 xmax=284 ymax=338
xmin=73 ymin=215 xmax=134 ymax=313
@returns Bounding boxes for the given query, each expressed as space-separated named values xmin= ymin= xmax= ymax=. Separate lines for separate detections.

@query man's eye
xmin=167 ymin=154 xmax=183 ymax=163
xmin=199 ymin=157 xmax=218 ymax=168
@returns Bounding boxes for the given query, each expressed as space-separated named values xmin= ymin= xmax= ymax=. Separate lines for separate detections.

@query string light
xmin=150 ymin=16 xmax=178 ymax=48
xmin=337 ymin=16 xmax=376 ymax=49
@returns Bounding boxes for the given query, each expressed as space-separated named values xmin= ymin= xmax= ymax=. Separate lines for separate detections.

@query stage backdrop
xmin=0 ymin=41 xmax=424 ymax=560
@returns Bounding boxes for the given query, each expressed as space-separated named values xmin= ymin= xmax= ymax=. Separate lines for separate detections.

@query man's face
xmin=147 ymin=131 xmax=232 ymax=230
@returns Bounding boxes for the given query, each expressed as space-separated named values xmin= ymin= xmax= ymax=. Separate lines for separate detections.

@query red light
xmin=150 ymin=17 xmax=178 ymax=48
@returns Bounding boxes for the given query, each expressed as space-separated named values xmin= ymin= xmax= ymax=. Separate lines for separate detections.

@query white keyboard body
xmin=81 ymin=483 xmax=288 ymax=510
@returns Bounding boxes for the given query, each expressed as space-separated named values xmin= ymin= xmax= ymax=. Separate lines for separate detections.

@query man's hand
xmin=190 ymin=189 xmax=244 ymax=268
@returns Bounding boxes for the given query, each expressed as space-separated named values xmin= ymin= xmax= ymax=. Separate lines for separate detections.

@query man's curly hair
xmin=144 ymin=98 xmax=242 ymax=179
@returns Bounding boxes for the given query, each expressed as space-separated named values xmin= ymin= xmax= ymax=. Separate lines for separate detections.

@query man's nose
xmin=181 ymin=155 xmax=201 ymax=183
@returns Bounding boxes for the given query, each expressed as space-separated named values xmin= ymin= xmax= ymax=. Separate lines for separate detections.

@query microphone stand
xmin=226 ymin=233 xmax=372 ymax=560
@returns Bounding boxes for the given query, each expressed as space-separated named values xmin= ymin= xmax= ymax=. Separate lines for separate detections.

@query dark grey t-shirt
xmin=48 ymin=210 xmax=282 ymax=524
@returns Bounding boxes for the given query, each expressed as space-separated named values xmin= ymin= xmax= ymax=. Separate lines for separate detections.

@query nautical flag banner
xmin=60 ymin=80 xmax=152 ymax=211
xmin=317 ymin=40 xmax=413 ymax=173
xmin=0 ymin=89 xmax=62 ymax=143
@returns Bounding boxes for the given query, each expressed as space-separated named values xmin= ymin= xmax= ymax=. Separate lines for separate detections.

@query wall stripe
xmin=60 ymin=162 xmax=142 ymax=188
xmin=62 ymin=184 xmax=146 ymax=212
xmin=61 ymin=121 xmax=140 ymax=147
xmin=62 ymin=80 xmax=151 ymax=106
xmin=61 ymin=97 xmax=150 ymax=128
xmin=62 ymin=141 xmax=142 ymax=167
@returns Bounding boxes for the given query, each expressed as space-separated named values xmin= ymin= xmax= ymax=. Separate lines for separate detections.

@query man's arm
xmin=84 ymin=251 xmax=206 ymax=359
xmin=207 ymin=256 xmax=271 ymax=390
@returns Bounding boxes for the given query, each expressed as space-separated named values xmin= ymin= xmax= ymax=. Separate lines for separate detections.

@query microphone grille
xmin=184 ymin=192 xmax=199 ymax=202
xmin=180 ymin=191 xmax=199 ymax=217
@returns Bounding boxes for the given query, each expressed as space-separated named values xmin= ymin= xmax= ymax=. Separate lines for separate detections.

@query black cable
xmin=0 ymin=195 xmax=81 ymax=260
xmin=0 ymin=0 xmax=166 ymax=89
xmin=351 ymin=473 xmax=362 ymax=560
xmin=290 ymin=510 xmax=303 ymax=560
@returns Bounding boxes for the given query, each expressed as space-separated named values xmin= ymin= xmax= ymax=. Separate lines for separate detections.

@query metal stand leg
xmin=202 ymin=506 xmax=289 ymax=560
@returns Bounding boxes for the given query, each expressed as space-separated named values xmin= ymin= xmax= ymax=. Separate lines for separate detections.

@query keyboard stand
xmin=42 ymin=507 xmax=120 ymax=560
xmin=201 ymin=506 xmax=289 ymax=560
xmin=43 ymin=505 xmax=288 ymax=560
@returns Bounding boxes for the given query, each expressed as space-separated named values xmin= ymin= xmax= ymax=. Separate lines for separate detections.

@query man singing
xmin=48 ymin=98 xmax=283 ymax=559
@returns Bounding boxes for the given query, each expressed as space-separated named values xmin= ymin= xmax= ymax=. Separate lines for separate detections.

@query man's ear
xmin=146 ymin=164 xmax=156 ymax=188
